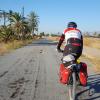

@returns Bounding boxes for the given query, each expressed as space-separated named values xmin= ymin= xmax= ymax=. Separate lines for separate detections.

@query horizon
xmin=0 ymin=0 xmax=100 ymax=34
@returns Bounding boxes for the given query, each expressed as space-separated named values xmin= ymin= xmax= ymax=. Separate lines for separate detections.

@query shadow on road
xmin=76 ymin=74 xmax=100 ymax=100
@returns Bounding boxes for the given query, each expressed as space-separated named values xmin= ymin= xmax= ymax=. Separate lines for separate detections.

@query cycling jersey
xmin=57 ymin=27 xmax=83 ymax=60
xmin=63 ymin=28 xmax=82 ymax=45
xmin=57 ymin=28 xmax=83 ymax=50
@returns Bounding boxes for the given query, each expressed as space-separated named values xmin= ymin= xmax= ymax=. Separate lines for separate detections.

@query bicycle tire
xmin=68 ymin=72 xmax=76 ymax=100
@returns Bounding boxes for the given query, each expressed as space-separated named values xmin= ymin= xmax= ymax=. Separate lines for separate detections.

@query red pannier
xmin=59 ymin=62 xmax=88 ymax=86
xmin=79 ymin=62 xmax=88 ymax=86
xmin=59 ymin=63 xmax=71 ymax=84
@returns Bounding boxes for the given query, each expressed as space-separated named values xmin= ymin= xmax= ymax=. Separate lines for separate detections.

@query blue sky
xmin=0 ymin=0 xmax=100 ymax=33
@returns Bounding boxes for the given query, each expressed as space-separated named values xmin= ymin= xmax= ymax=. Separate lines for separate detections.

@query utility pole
xmin=9 ymin=10 xmax=13 ymax=26
xmin=0 ymin=10 xmax=6 ymax=26
xmin=3 ymin=11 xmax=6 ymax=26
xmin=22 ymin=7 xmax=24 ymax=21
xmin=21 ymin=7 xmax=25 ymax=39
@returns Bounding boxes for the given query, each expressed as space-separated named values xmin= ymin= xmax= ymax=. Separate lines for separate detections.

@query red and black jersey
xmin=57 ymin=28 xmax=83 ymax=50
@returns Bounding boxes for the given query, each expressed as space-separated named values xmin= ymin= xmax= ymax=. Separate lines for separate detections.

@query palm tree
xmin=9 ymin=12 xmax=29 ymax=39
xmin=0 ymin=11 xmax=3 ymax=19
xmin=0 ymin=25 xmax=14 ymax=42
xmin=8 ymin=10 xmax=13 ymax=25
xmin=28 ymin=11 xmax=39 ymax=35
xmin=0 ymin=10 xmax=9 ymax=26
xmin=0 ymin=10 xmax=39 ymax=41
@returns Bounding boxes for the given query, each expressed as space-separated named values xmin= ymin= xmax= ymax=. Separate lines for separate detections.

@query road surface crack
xmin=0 ymin=71 xmax=8 ymax=78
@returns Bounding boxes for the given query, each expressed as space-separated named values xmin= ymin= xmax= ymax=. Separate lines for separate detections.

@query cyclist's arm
xmin=57 ymin=34 xmax=65 ymax=50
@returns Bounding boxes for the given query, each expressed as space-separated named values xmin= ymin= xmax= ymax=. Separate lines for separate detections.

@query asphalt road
xmin=0 ymin=39 xmax=100 ymax=100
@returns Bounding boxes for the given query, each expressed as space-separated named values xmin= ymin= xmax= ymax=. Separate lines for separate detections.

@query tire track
xmin=32 ymin=47 xmax=47 ymax=100
xmin=33 ymin=49 xmax=43 ymax=100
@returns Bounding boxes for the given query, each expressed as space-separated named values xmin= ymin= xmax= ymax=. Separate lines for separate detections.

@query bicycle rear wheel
xmin=68 ymin=72 xmax=76 ymax=100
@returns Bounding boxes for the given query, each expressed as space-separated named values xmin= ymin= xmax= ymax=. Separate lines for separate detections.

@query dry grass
xmin=88 ymin=58 xmax=100 ymax=72
xmin=83 ymin=37 xmax=100 ymax=71
xmin=47 ymin=36 xmax=60 ymax=41
xmin=0 ymin=40 xmax=33 ymax=55
xmin=84 ymin=37 xmax=100 ymax=49
xmin=0 ymin=43 xmax=8 ymax=55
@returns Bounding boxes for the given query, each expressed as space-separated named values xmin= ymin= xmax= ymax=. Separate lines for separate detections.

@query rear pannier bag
xmin=79 ymin=62 xmax=87 ymax=86
xmin=59 ymin=63 xmax=71 ymax=84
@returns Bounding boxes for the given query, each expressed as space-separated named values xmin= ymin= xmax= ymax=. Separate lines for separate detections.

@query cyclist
xmin=57 ymin=22 xmax=87 ymax=85
xmin=57 ymin=22 xmax=83 ymax=60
